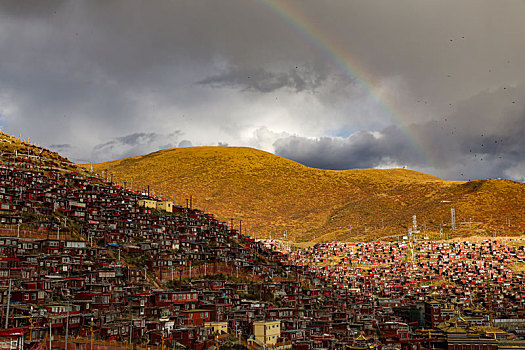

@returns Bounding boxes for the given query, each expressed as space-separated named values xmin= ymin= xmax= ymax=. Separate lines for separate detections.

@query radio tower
xmin=451 ymin=208 xmax=456 ymax=230
xmin=413 ymin=215 xmax=417 ymax=233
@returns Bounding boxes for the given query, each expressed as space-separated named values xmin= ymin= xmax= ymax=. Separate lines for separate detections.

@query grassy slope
xmin=0 ymin=132 xmax=72 ymax=164
xmin=0 ymin=132 xmax=82 ymax=173
xmin=89 ymin=146 xmax=525 ymax=242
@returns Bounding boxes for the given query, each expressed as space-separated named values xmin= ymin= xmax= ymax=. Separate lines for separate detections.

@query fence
xmin=0 ymin=226 xmax=73 ymax=240
xmin=157 ymin=263 xmax=262 ymax=282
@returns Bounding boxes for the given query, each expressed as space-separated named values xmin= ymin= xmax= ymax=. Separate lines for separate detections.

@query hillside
xmin=0 ymin=132 xmax=76 ymax=169
xmin=0 ymin=131 xmax=79 ymax=172
xmin=89 ymin=146 xmax=525 ymax=242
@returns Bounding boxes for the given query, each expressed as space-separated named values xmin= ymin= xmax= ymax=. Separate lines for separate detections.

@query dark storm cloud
xmin=0 ymin=0 xmax=320 ymax=152
xmin=0 ymin=0 xmax=524 ymax=180
xmin=273 ymin=127 xmax=420 ymax=170
xmin=274 ymin=84 xmax=525 ymax=180
xmin=198 ymin=67 xmax=326 ymax=93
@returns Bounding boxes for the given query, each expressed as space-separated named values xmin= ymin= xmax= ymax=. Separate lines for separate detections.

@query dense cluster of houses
xmin=0 ymin=152 xmax=279 ymax=349
xmin=275 ymin=240 xmax=525 ymax=349
xmin=0 ymin=144 xmax=525 ymax=350
xmin=284 ymin=240 xmax=525 ymax=322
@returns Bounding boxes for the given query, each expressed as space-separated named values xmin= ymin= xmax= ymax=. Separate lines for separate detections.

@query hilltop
xmin=0 ymin=131 xmax=80 ymax=172
xmin=89 ymin=146 xmax=525 ymax=242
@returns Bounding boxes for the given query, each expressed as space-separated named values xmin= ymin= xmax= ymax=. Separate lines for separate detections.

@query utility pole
xmin=129 ymin=317 xmax=133 ymax=345
xmin=5 ymin=279 xmax=11 ymax=328
xmin=90 ymin=318 xmax=94 ymax=350
xmin=65 ymin=300 xmax=70 ymax=350
xmin=29 ymin=307 xmax=35 ymax=341
xmin=49 ymin=317 xmax=52 ymax=350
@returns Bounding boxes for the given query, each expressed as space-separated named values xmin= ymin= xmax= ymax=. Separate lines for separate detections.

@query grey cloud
xmin=91 ymin=131 xmax=183 ymax=162
xmin=48 ymin=143 xmax=71 ymax=150
xmin=0 ymin=0 xmax=325 ymax=155
xmin=178 ymin=140 xmax=193 ymax=148
xmin=0 ymin=0 xmax=65 ymax=18
xmin=198 ymin=67 xmax=326 ymax=93
xmin=274 ymin=84 xmax=525 ymax=181
xmin=0 ymin=0 xmax=524 ymax=181
xmin=273 ymin=128 xmax=420 ymax=170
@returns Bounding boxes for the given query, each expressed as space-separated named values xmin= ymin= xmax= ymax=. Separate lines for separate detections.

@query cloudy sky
xmin=1 ymin=0 xmax=524 ymax=181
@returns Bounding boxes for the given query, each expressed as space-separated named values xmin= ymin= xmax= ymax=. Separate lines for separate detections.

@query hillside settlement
xmin=0 ymin=147 xmax=525 ymax=349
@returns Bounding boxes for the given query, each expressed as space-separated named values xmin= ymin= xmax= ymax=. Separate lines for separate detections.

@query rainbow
xmin=252 ymin=0 xmax=435 ymax=168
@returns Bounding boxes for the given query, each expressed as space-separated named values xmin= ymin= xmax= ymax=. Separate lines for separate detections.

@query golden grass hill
xmin=89 ymin=146 xmax=525 ymax=243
